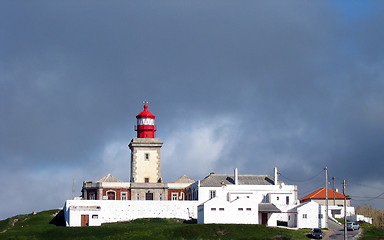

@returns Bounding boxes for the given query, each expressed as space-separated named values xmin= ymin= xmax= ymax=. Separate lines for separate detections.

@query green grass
xmin=359 ymin=221 xmax=384 ymax=240
xmin=0 ymin=210 xmax=311 ymax=240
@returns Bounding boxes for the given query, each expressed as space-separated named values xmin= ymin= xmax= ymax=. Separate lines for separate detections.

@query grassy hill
xmin=0 ymin=209 xmax=313 ymax=240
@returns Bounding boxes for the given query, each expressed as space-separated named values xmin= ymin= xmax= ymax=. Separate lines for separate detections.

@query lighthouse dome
xmin=136 ymin=104 xmax=155 ymax=119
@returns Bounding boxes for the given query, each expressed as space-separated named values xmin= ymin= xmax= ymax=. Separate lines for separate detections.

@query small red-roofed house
xmin=300 ymin=188 xmax=355 ymax=218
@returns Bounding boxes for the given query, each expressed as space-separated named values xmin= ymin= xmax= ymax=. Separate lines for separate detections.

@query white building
xmin=192 ymin=168 xmax=326 ymax=228
xmin=300 ymin=187 xmax=355 ymax=218
xmin=288 ymin=202 xmax=326 ymax=229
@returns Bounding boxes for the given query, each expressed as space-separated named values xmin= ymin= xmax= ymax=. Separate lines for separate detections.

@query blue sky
xmin=1 ymin=0 xmax=384 ymax=220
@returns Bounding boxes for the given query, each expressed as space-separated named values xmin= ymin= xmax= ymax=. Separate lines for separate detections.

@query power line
xmin=349 ymin=191 xmax=384 ymax=201
xmin=279 ymin=169 xmax=324 ymax=183
xmin=346 ymin=180 xmax=384 ymax=192
xmin=351 ymin=198 xmax=384 ymax=201
xmin=298 ymin=183 xmax=325 ymax=198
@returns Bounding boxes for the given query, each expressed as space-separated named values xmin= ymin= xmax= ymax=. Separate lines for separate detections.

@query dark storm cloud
xmin=1 ymin=1 xmax=384 ymax=219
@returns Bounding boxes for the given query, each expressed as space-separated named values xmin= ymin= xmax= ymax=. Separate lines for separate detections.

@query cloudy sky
xmin=1 ymin=1 xmax=384 ymax=220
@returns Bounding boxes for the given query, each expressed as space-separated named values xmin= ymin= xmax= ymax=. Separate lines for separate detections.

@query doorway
xmin=146 ymin=192 xmax=154 ymax=200
xmin=81 ymin=215 xmax=89 ymax=227
xmin=261 ymin=213 xmax=268 ymax=225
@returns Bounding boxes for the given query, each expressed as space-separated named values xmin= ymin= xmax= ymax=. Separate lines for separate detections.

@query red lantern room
xmin=135 ymin=104 xmax=157 ymax=138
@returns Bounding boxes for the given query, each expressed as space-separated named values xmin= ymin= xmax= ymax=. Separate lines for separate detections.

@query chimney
xmin=274 ymin=167 xmax=278 ymax=185
xmin=234 ymin=168 xmax=238 ymax=185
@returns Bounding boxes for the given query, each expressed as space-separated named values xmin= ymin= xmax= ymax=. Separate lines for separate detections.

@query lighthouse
xmin=135 ymin=103 xmax=156 ymax=138
xmin=129 ymin=104 xmax=163 ymax=187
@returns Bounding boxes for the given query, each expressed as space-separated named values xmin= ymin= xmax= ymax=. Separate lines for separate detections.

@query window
xmin=303 ymin=214 xmax=307 ymax=219
xmin=286 ymin=196 xmax=289 ymax=205
xmin=159 ymin=193 xmax=163 ymax=201
xmin=145 ymin=178 xmax=149 ymax=183
xmin=107 ymin=191 xmax=115 ymax=200
xmin=331 ymin=209 xmax=341 ymax=215
xmin=238 ymin=208 xmax=243 ymax=211
xmin=277 ymin=196 xmax=279 ymax=201
xmin=136 ymin=193 xmax=140 ymax=200
xmin=219 ymin=208 xmax=224 ymax=211
xmin=211 ymin=208 xmax=216 ymax=211
xmin=121 ymin=192 xmax=127 ymax=200
xmin=89 ymin=192 xmax=95 ymax=200
xmin=145 ymin=153 xmax=149 ymax=160
xmin=319 ymin=214 xmax=323 ymax=218
xmin=209 ymin=190 xmax=216 ymax=199
xmin=246 ymin=208 xmax=251 ymax=211
xmin=172 ymin=193 xmax=178 ymax=201
xmin=92 ymin=215 xmax=98 ymax=219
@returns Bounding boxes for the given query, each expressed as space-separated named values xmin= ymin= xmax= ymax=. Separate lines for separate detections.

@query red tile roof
xmin=300 ymin=187 xmax=351 ymax=201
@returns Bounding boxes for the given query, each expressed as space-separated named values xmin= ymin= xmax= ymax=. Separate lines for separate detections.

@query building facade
xmin=300 ymin=187 xmax=355 ymax=218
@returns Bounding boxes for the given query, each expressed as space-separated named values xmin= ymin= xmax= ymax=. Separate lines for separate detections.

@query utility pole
xmin=344 ymin=180 xmax=347 ymax=240
xmin=325 ymin=167 xmax=328 ymax=229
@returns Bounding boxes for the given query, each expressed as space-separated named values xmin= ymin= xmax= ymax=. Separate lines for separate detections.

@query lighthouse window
xmin=138 ymin=118 xmax=154 ymax=125
xmin=145 ymin=153 xmax=149 ymax=160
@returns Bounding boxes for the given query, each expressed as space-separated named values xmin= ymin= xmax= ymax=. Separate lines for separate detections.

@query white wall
xmin=198 ymin=197 xmax=259 ymax=224
xmin=347 ymin=214 xmax=373 ymax=224
xmin=328 ymin=205 xmax=355 ymax=218
xmin=64 ymin=200 xmax=198 ymax=227
xmin=296 ymin=202 xmax=325 ymax=229
xmin=267 ymin=212 xmax=290 ymax=227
